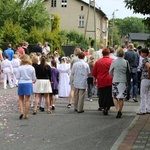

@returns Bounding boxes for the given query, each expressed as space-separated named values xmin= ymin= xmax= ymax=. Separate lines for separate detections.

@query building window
xmin=79 ymin=16 xmax=85 ymax=27
xmin=81 ymin=6 xmax=84 ymax=11
xmin=51 ymin=0 xmax=56 ymax=7
xmin=61 ymin=0 xmax=67 ymax=7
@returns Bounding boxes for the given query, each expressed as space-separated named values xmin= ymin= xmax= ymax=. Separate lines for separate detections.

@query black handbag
xmin=126 ymin=61 xmax=131 ymax=83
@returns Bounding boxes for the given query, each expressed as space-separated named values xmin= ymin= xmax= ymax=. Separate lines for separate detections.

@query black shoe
xmin=98 ymin=107 xmax=103 ymax=111
xmin=103 ymin=108 xmax=108 ymax=115
xmin=116 ymin=111 xmax=122 ymax=118
xmin=33 ymin=111 xmax=37 ymax=115
xmin=19 ymin=114 xmax=23 ymax=119
xmin=125 ymin=96 xmax=131 ymax=101
xmin=77 ymin=110 xmax=84 ymax=113
xmin=67 ymin=104 xmax=71 ymax=108
xmin=51 ymin=106 xmax=55 ymax=110
xmin=40 ymin=108 xmax=45 ymax=112
xmin=39 ymin=107 xmax=42 ymax=110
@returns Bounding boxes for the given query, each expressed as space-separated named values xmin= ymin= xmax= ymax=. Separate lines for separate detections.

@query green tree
xmin=2 ymin=19 xmax=26 ymax=46
xmin=51 ymin=14 xmax=60 ymax=32
xmin=26 ymin=26 xmax=44 ymax=44
xmin=124 ymin=0 xmax=150 ymax=28
xmin=115 ymin=17 xmax=149 ymax=36
xmin=108 ymin=17 xmax=150 ymax=46
xmin=0 ymin=0 xmax=50 ymax=32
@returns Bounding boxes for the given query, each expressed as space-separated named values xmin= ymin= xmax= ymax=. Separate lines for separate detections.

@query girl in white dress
xmin=11 ymin=54 xmax=21 ymax=86
xmin=58 ymin=57 xmax=71 ymax=97
xmin=1 ymin=55 xmax=13 ymax=89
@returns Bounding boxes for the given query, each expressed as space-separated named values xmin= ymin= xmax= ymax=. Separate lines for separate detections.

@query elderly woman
xmin=109 ymin=48 xmax=128 ymax=118
xmin=92 ymin=48 xmax=114 ymax=115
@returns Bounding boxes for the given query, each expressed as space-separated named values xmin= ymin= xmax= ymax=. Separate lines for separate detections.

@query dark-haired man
xmin=3 ymin=44 xmax=14 ymax=61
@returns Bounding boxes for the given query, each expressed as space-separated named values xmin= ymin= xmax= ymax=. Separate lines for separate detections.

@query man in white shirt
xmin=42 ymin=42 xmax=50 ymax=55
xmin=71 ymin=52 xmax=90 ymax=113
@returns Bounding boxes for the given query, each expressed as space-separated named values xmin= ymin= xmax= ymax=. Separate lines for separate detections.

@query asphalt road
xmin=0 ymin=86 xmax=139 ymax=150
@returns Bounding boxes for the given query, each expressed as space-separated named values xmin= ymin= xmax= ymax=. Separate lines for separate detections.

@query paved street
xmin=0 ymin=85 xmax=139 ymax=150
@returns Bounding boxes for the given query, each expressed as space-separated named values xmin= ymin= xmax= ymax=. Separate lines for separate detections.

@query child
xmin=49 ymin=60 xmax=59 ymax=110
xmin=87 ymin=56 xmax=95 ymax=101
xmin=1 ymin=55 xmax=14 ymax=89
xmin=11 ymin=54 xmax=20 ymax=87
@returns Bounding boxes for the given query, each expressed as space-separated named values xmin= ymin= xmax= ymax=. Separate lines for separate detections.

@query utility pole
xmin=111 ymin=9 xmax=118 ymax=47
xmin=84 ymin=0 xmax=97 ymax=50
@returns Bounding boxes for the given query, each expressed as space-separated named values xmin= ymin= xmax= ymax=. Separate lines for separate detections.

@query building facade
xmin=44 ymin=0 xmax=108 ymax=46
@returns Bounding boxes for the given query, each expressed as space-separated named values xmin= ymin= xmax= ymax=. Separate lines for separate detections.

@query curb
xmin=110 ymin=115 xmax=139 ymax=150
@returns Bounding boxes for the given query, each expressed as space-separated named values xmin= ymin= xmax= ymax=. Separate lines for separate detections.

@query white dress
xmin=58 ymin=63 xmax=71 ymax=97
xmin=11 ymin=58 xmax=20 ymax=85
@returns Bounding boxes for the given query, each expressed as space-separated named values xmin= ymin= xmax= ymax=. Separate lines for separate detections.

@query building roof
xmin=128 ymin=33 xmax=150 ymax=41
xmin=77 ymin=0 xmax=108 ymax=19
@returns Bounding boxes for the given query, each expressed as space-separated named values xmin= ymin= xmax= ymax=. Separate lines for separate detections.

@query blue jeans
xmin=127 ymin=72 xmax=138 ymax=99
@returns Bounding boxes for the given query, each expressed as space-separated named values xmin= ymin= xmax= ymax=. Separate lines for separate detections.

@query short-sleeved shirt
xmin=141 ymin=58 xmax=150 ymax=80
xmin=3 ymin=48 xmax=14 ymax=61
xmin=71 ymin=60 xmax=90 ymax=89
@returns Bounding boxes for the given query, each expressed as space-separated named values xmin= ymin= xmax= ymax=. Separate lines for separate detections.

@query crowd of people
xmin=0 ymin=42 xmax=150 ymax=119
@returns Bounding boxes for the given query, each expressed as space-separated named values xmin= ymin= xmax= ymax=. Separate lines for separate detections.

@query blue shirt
xmin=3 ymin=48 xmax=14 ymax=61
xmin=124 ymin=50 xmax=139 ymax=67
xmin=124 ymin=50 xmax=139 ymax=73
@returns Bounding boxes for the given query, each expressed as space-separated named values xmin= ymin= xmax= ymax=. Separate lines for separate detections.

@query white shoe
xmin=90 ymin=99 xmax=93 ymax=102
xmin=3 ymin=87 xmax=7 ymax=89
xmin=10 ymin=85 xmax=14 ymax=88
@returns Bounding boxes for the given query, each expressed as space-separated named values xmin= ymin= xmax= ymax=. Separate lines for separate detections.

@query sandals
xmin=47 ymin=111 xmax=52 ymax=114
xmin=24 ymin=115 xmax=29 ymax=119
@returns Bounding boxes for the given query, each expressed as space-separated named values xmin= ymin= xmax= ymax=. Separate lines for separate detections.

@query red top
xmin=84 ymin=51 xmax=88 ymax=56
xmin=18 ymin=47 xmax=25 ymax=55
xmin=92 ymin=56 xmax=114 ymax=88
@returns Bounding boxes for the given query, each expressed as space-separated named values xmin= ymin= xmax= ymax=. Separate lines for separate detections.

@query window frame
xmin=78 ymin=15 xmax=85 ymax=28
xmin=51 ymin=0 xmax=57 ymax=7
xmin=61 ymin=0 xmax=67 ymax=7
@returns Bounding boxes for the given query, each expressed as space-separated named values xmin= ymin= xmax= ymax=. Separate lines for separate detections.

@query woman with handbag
xmin=109 ymin=48 xmax=128 ymax=118
xmin=92 ymin=48 xmax=114 ymax=115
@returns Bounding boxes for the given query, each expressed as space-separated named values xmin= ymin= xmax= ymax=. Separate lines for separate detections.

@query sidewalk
xmin=118 ymin=114 xmax=150 ymax=150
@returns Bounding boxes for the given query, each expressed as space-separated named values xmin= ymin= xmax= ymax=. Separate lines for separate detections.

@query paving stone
xmin=132 ymin=145 xmax=139 ymax=149
xmin=141 ymin=140 xmax=147 ymax=143
xmin=135 ymin=140 xmax=141 ymax=144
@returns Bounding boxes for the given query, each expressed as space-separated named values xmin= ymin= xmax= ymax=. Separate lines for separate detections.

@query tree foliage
xmin=108 ymin=17 xmax=150 ymax=46
xmin=2 ymin=19 xmax=26 ymax=46
xmin=0 ymin=0 xmax=50 ymax=32
xmin=51 ymin=14 xmax=60 ymax=32
xmin=124 ymin=0 xmax=150 ymax=28
xmin=59 ymin=30 xmax=89 ymax=48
